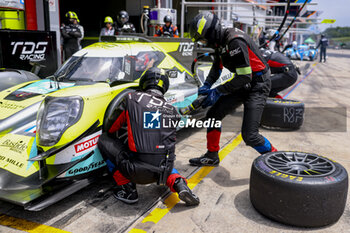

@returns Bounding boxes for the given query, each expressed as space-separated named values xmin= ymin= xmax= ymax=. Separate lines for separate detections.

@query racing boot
xmin=254 ymin=137 xmax=278 ymax=155
xmin=189 ymin=151 xmax=220 ymax=167
xmin=113 ymin=182 xmax=138 ymax=204
xmin=173 ymin=178 xmax=200 ymax=206
xmin=270 ymin=145 xmax=278 ymax=153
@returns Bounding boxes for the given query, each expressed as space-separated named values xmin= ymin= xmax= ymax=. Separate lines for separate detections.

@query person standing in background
xmin=61 ymin=11 xmax=82 ymax=61
xmin=317 ymin=34 xmax=329 ymax=63
xmin=100 ymin=16 xmax=116 ymax=36
xmin=72 ymin=12 xmax=84 ymax=50
xmin=115 ymin=11 xmax=136 ymax=34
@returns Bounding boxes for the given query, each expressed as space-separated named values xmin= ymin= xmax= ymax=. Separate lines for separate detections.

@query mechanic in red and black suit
xmin=188 ymin=12 xmax=277 ymax=166
xmin=98 ymin=67 xmax=199 ymax=205
xmin=154 ymin=16 xmax=179 ymax=38
xmin=260 ymin=48 xmax=299 ymax=98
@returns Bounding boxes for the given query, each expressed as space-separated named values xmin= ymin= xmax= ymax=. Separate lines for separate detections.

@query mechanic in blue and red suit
xmin=188 ymin=12 xmax=278 ymax=167
xmin=154 ymin=15 xmax=179 ymax=38
xmin=98 ymin=67 xmax=199 ymax=205
xmin=260 ymin=48 xmax=299 ymax=98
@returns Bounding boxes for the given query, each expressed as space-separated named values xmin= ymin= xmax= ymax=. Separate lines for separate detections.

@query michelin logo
xmin=143 ymin=110 xmax=161 ymax=129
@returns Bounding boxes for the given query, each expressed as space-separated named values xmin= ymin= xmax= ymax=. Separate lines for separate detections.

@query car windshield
xmin=56 ymin=56 xmax=128 ymax=82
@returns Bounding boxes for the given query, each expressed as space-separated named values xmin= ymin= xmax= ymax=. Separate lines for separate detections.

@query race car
xmin=0 ymin=35 xmax=221 ymax=211
xmin=285 ymin=44 xmax=318 ymax=61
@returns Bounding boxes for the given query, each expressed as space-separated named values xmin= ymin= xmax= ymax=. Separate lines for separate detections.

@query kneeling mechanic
xmin=98 ymin=67 xmax=200 ymax=205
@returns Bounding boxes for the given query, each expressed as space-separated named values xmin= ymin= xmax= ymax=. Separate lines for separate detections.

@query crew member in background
xmin=100 ymin=16 xmax=116 ymax=36
xmin=61 ymin=11 xmax=82 ymax=61
xmin=260 ymin=48 xmax=299 ymax=98
xmin=188 ymin=11 xmax=277 ymax=167
xmin=115 ymin=10 xmax=136 ymax=34
xmin=154 ymin=16 xmax=179 ymax=38
xmin=317 ymin=34 xmax=329 ymax=63
xmin=98 ymin=67 xmax=200 ymax=206
xmin=72 ymin=12 xmax=84 ymax=50
xmin=258 ymin=30 xmax=267 ymax=48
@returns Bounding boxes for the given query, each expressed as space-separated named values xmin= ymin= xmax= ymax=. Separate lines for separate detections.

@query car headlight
xmin=37 ymin=96 xmax=83 ymax=147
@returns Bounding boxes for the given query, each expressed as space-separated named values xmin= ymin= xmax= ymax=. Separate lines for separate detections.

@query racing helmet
xmin=65 ymin=11 xmax=75 ymax=19
xmin=139 ymin=67 xmax=169 ymax=94
xmin=117 ymin=11 xmax=129 ymax=25
xmin=73 ymin=13 xmax=80 ymax=24
xmin=104 ymin=16 xmax=113 ymax=24
xmin=164 ymin=15 xmax=172 ymax=24
xmin=65 ymin=11 xmax=76 ymax=23
xmin=189 ymin=11 xmax=221 ymax=45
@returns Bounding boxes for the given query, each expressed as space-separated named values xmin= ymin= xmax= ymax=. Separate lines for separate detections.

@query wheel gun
xmin=179 ymin=94 xmax=207 ymax=115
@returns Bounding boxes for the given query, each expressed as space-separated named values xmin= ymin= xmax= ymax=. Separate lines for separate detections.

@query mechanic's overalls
xmin=98 ymin=90 xmax=184 ymax=192
xmin=205 ymin=28 xmax=275 ymax=154
xmin=154 ymin=25 xmax=179 ymax=38
xmin=318 ymin=37 xmax=329 ymax=62
xmin=61 ymin=24 xmax=82 ymax=60
xmin=264 ymin=51 xmax=298 ymax=97
xmin=115 ymin=22 xmax=136 ymax=34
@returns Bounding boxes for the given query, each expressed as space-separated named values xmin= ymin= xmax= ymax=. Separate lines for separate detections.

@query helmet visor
xmin=120 ymin=16 xmax=128 ymax=24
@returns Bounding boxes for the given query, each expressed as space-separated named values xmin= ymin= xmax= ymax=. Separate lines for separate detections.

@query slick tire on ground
xmin=261 ymin=98 xmax=304 ymax=130
xmin=250 ymin=151 xmax=348 ymax=227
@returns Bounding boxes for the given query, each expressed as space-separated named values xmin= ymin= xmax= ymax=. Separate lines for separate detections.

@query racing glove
xmin=198 ymin=81 xmax=212 ymax=95
xmin=202 ymin=88 xmax=222 ymax=108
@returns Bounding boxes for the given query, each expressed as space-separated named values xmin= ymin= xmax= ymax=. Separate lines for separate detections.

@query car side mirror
xmin=167 ymin=70 xmax=178 ymax=78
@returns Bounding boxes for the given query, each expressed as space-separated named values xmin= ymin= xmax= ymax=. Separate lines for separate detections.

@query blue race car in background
xmin=285 ymin=44 xmax=318 ymax=61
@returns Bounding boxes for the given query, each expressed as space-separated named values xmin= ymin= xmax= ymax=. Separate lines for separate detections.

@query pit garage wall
xmin=36 ymin=0 xmax=61 ymax=66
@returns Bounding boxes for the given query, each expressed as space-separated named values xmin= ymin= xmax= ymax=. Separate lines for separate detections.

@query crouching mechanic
xmin=98 ymin=67 xmax=200 ymax=205
xmin=188 ymin=12 xmax=277 ymax=166
xmin=260 ymin=48 xmax=299 ymax=98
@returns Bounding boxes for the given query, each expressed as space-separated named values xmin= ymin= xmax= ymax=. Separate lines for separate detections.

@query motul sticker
xmin=74 ymin=135 xmax=100 ymax=153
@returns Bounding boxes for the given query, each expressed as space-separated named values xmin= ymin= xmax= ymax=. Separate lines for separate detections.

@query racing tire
xmin=261 ymin=98 xmax=304 ymax=130
xmin=250 ymin=151 xmax=348 ymax=227
xmin=103 ymin=88 xmax=135 ymax=134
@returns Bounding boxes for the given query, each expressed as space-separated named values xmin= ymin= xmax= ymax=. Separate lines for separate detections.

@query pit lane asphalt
xmin=1 ymin=49 xmax=350 ymax=233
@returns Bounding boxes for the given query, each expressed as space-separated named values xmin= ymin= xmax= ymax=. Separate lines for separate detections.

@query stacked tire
xmin=250 ymin=151 xmax=348 ymax=227
xmin=261 ymin=98 xmax=304 ymax=130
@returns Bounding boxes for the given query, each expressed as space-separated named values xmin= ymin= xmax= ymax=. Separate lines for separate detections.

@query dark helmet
xmin=164 ymin=15 xmax=172 ymax=24
xmin=117 ymin=10 xmax=129 ymax=25
xmin=321 ymin=34 xmax=325 ymax=38
xmin=259 ymin=48 xmax=272 ymax=60
xmin=139 ymin=67 xmax=170 ymax=94
xmin=189 ymin=11 xmax=221 ymax=45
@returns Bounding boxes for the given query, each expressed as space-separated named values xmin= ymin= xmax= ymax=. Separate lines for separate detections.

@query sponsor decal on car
xmin=18 ymin=80 xmax=75 ymax=95
xmin=178 ymin=42 xmax=194 ymax=56
xmin=74 ymin=135 xmax=100 ymax=153
xmin=0 ymin=139 xmax=27 ymax=154
xmin=0 ymin=101 xmax=26 ymax=110
xmin=0 ymin=134 xmax=38 ymax=177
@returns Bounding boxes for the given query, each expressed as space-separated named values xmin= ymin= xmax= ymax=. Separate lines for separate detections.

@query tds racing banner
xmin=0 ymin=30 xmax=58 ymax=77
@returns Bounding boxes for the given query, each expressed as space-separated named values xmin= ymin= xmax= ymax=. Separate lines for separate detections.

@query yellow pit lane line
xmin=129 ymin=133 xmax=243 ymax=233
xmin=0 ymin=214 xmax=70 ymax=233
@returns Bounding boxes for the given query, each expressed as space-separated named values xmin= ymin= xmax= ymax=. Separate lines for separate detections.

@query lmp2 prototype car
xmin=285 ymin=44 xmax=318 ymax=61
xmin=0 ymin=35 xmax=227 ymax=211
